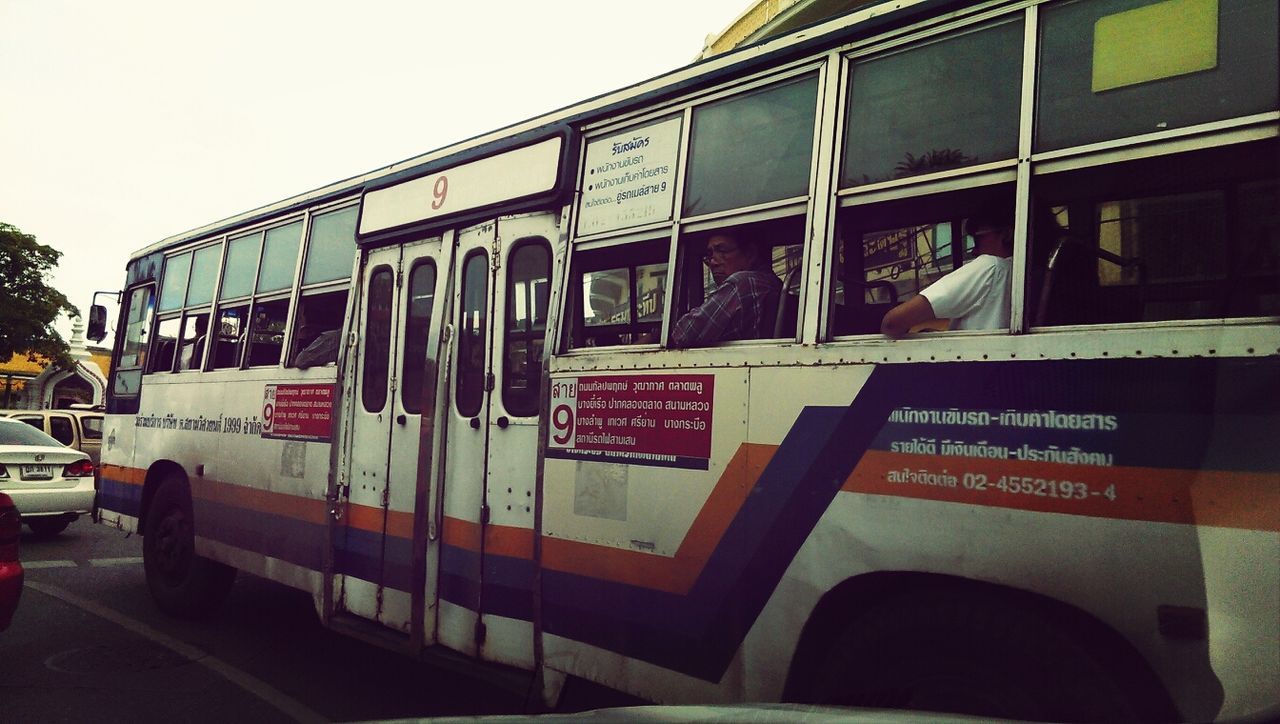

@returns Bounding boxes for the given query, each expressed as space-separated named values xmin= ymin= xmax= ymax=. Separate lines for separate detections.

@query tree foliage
xmin=0 ymin=222 xmax=79 ymax=366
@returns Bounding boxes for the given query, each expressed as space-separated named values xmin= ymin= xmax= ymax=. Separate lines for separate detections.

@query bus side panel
xmin=540 ymin=357 xmax=1278 ymax=720
xmin=99 ymin=412 xmax=143 ymax=531
xmin=100 ymin=371 xmax=337 ymax=597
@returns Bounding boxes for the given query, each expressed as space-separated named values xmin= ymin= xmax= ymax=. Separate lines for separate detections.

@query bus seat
xmin=773 ymin=266 xmax=802 ymax=338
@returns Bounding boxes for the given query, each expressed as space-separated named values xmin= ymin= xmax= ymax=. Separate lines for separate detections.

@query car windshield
xmin=0 ymin=419 xmax=62 ymax=446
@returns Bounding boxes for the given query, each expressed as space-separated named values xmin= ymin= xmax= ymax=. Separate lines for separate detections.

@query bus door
xmin=339 ymin=238 xmax=443 ymax=638
xmin=439 ymin=214 xmax=556 ymax=669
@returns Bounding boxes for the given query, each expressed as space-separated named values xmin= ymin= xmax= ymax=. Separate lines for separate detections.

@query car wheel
xmin=142 ymin=476 xmax=236 ymax=618
xmin=27 ymin=517 xmax=71 ymax=538
xmin=807 ymin=592 xmax=1146 ymax=722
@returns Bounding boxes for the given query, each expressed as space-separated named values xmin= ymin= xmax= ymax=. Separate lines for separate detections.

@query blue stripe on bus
xmin=98 ymin=477 xmax=142 ymax=517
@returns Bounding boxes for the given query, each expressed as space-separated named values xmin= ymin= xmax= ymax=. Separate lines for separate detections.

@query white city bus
xmin=93 ymin=0 xmax=1279 ymax=720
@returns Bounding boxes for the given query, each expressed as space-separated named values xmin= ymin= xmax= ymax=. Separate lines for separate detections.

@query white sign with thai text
xmin=577 ymin=116 xmax=682 ymax=236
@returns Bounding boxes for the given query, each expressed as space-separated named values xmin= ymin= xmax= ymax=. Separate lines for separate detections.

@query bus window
xmin=563 ymin=238 xmax=667 ymax=350
xmin=1032 ymin=139 xmax=1278 ymax=326
xmin=220 ymin=232 xmax=260 ymax=300
xmin=456 ymin=253 xmax=488 ymax=417
xmin=149 ymin=317 xmax=180 ymax=372
xmin=112 ymin=285 xmax=153 ymax=399
xmin=401 ymin=261 xmax=436 ymax=413
xmin=503 ymin=240 xmax=550 ymax=417
xmin=683 ymin=75 xmax=818 ymax=217
xmin=158 ymin=252 xmax=192 ymax=313
xmin=211 ymin=304 xmax=248 ymax=370
xmin=841 ymin=17 xmax=1022 ymax=187
xmin=831 ymin=185 xmax=1015 ymax=337
xmin=257 ymin=222 xmax=303 ymax=293
xmin=177 ymin=313 xmax=210 ymax=371
xmin=185 ymin=245 xmax=220 ymax=307
xmin=670 ymin=218 xmax=802 ymax=346
xmin=362 ymin=267 xmax=394 ymax=413
xmin=290 ymin=290 xmax=348 ymax=369
xmin=1036 ymin=0 xmax=1277 ymax=152
xmin=303 ymin=206 xmax=357 ymax=285
xmin=247 ymin=298 xmax=289 ymax=367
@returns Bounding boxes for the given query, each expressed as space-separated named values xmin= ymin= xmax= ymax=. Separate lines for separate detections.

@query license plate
xmin=20 ymin=464 xmax=54 ymax=480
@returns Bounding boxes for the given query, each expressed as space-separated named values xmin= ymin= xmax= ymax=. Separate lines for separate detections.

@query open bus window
xmin=1032 ymin=139 xmax=1279 ymax=326
xmin=148 ymin=317 xmax=180 ymax=372
xmin=503 ymin=240 xmax=551 ymax=417
xmin=671 ymin=217 xmax=803 ymax=346
xmin=246 ymin=298 xmax=289 ymax=367
xmin=212 ymin=304 xmax=248 ymax=369
xmin=289 ymin=290 xmax=348 ymax=369
xmin=563 ymin=238 xmax=667 ymax=350
xmin=831 ymin=185 xmax=1014 ymax=337
xmin=177 ymin=313 xmax=210 ymax=371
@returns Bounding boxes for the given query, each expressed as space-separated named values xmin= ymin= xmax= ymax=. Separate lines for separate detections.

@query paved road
xmin=1 ymin=519 xmax=541 ymax=723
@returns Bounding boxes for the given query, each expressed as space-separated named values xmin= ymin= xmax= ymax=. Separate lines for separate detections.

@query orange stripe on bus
xmin=100 ymin=463 xmax=145 ymax=485
xmin=191 ymin=477 xmax=328 ymax=526
xmin=843 ymin=450 xmax=1280 ymax=532
xmin=440 ymin=517 xmax=535 ymax=559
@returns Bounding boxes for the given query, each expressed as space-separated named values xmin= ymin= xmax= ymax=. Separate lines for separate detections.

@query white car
xmin=0 ymin=417 xmax=96 ymax=536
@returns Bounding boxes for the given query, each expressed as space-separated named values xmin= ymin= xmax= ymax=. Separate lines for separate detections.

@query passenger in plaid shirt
xmin=670 ymin=232 xmax=781 ymax=348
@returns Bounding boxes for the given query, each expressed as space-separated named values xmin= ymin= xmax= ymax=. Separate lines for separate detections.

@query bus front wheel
xmin=808 ymin=592 xmax=1148 ymax=722
xmin=143 ymin=477 xmax=236 ymax=618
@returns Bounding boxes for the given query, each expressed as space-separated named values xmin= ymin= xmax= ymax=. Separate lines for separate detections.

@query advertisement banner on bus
xmin=547 ymin=373 xmax=714 ymax=469
xmin=261 ymin=383 xmax=334 ymax=442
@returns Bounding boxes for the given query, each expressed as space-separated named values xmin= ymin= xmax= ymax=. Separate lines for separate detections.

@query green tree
xmin=0 ymin=222 xmax=79 ymax=366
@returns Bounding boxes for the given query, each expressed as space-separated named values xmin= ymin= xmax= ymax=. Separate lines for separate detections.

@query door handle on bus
xmin=496 ymin=416 xmax=509 ymax=429
xmin=469 ymin=417 xmax=480 ymax=429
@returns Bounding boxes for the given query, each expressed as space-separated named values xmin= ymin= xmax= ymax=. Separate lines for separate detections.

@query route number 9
xmin=551 ymin=404 xmax=574 ymax=445
xmin=431 ymin=175 xmax=449 ymax=210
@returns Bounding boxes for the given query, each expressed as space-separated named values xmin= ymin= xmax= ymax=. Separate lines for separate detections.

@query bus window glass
xmin=186 ymin=244 xmax=220 ymax=306
xmin=583 ymin=268 xmax=633 ymax=327
xmin=683 ymin=75 xmax=818 ymax=216
xmin=672 ymin=218 xmax=801 ymax=345
xmin=177 ymin=313 xmax=210 ymax=371
xmin=842 ymin=19 xmax=1022 ymax=188
xmin=149 ymin=317 xmax=180 ymax=372
xmin=831 ymin=186 xmax=1013 ymax=336
xmin=221 ymin=232 xmax=260 ymax=300
xmin=212 ymin=304 xmax=248 ymax=369
xmin=119 ymin=286 xmax=153 ymax=370
xmin=1032 ymin=139 xmax=1277 ymax=325
xmin=401 ymin=262 xmax=437 ymax=414
xmin=158 ymin=252 xmax=192 ymax=312
xmin=362 ymin=268 xmax=394 ymax=412
xmin=257 ymin=221 xmax=303 ymax=293
xmin=303 ymin=207 xmax=358 ymax=285
xmin=456 ymin=253 xmax=488 ymax=417
xmin=1036 ymin=0 xmax=1278 ymax=151
xmin=504 ymin=241 xmax=550 ymax=417
xmin=290 ymin=290 xmax=348 ymax=368
xmin=564 ymin=239 xmax=667 ymax=350
xmin=246 ymin=298 xmax=289 ymax=367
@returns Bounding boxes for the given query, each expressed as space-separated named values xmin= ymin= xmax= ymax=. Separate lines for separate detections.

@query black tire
xmin=807 ymin=592 xmax=1147 ymax=723
xmin=27 ymin=517 xmax=71 ymax=537
xmin=143 ymin=477 xmax=236 ymax=619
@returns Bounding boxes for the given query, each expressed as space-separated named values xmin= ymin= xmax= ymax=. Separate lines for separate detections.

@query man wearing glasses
xmin=880 ymin=206 xmax=1014 ymax=338
xmin=669 ymin=231 xmax=782 ymax=348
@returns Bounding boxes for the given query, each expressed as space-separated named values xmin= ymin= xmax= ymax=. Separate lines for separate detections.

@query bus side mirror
xmin=87 ymin=305 xmax=108 ymax=342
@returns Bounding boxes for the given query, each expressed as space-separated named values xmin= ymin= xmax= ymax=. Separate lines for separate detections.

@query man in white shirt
xmin=880 ymin=208 xmax=1014 ymax=338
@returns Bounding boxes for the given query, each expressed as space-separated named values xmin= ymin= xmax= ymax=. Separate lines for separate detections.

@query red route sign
xmin=262 ymin=383 xmax=333 ymax=442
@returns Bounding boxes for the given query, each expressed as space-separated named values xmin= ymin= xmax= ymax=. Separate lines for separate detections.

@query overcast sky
xmin=0 ymin=0 xmax=750 ymax=340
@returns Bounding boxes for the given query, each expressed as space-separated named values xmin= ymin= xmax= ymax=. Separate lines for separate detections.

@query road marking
xmin=22 ymin=560 xmax=77 ymax=569
xmin=24 ymin=581 xmax=328 ymax=724
xmin=88 ymin=556 xmax=144 ymax=567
